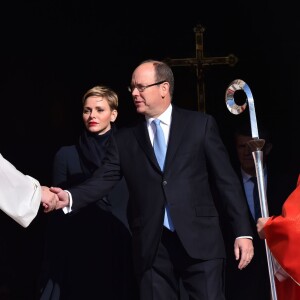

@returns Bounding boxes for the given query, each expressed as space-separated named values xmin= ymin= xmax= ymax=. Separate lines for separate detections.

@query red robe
xmin=264 ymin=174 xmax=300 ymax=300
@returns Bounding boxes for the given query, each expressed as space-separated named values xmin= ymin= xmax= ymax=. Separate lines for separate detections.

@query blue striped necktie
xmin=152 ymin=119 xmax=174 ymax=231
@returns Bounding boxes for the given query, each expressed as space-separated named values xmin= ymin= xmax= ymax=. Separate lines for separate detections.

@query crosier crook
xmin=225 ymin=79 xmax=278 ymax=300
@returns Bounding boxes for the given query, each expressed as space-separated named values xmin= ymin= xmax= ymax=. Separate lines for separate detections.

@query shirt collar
xmin=241 ymin=167 xmax=267 ymax=184
xmin=146 ymin=104 xmax=172 ymax=127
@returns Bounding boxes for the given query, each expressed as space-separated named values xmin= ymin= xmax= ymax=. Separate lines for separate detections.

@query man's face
xmin=235 ymin=134 xmax=256 ymax=175
xmin=235 ymin=133 xmax=272 ymax=176
xmin=130 ymin=62 xmax=170 ymax=118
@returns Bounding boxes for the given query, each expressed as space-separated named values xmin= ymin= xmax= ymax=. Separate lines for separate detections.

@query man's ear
xmin=161 ymin=81 xmax=169 ymax=99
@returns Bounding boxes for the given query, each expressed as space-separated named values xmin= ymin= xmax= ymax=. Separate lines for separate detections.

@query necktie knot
xmin=153 ymin=119 xmax=160 ymax=126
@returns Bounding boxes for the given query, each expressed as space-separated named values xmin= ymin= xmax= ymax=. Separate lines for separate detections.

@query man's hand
xmin=256 ymin=217 xmax=269 ymax=239
xmin=234 ymin=238 xmax=254 ymax=270
xmin=41 ymin=186 xmax=58 ymax=213
xmin=49 ymin=187 xmax=70 ymax=209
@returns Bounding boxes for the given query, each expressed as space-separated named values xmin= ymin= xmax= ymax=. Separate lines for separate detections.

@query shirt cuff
xmin=236 ymin=236 xmax=253 ymax=240
xmin=62 ymin=190 xmax=73 ymax=214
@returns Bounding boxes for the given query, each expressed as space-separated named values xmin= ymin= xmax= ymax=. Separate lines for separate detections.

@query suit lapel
xmin=133 ymin=119 xmax=161 ymax=171
xmin=132 ymin=107 xmax=189 ymax=173
xmin=164 ymin=107 xmax=189 ymax=172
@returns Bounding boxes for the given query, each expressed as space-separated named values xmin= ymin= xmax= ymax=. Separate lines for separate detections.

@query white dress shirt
xmin=146 ymin=104 xmax=172 ymax=147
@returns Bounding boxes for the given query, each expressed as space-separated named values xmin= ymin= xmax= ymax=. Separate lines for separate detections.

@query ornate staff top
xmin=225 ymin=79 xmax=277 ymax=300
xmin=225 ymin=79 xmax=265 ymax=151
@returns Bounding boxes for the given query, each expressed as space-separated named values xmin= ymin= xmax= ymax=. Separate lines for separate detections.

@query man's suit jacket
xmin=69 ymin=105 xmax=253 ymax=275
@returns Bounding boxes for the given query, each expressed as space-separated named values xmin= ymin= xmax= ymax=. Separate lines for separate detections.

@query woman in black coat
xmin=38 ymin=85 xmax=138 ymax=300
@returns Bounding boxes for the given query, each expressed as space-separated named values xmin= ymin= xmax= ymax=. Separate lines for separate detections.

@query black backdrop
xmin=1 ymin=1 xmax=299 ymax=182
xmin=0 ymin=1 xmax=299 ymax=298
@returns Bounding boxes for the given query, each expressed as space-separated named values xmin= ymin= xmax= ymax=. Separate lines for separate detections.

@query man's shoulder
xmin=172 ymin=105 xmax=211 ymax=121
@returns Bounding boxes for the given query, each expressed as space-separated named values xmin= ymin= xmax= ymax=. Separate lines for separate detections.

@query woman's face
xmin=82 ymin=96 xmax=117 ymax=135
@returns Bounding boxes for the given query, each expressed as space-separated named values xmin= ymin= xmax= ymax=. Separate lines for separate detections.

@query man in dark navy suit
xmin=51 ymin=59 xmax=254 ymax=300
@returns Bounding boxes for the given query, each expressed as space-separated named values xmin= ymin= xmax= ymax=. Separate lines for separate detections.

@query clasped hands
xmin=41 ymin=186 xmax=70 ymax=212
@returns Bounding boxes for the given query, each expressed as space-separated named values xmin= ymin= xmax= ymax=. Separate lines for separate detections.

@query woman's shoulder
xmin=54 ymin=144 xmax=78 ymax=160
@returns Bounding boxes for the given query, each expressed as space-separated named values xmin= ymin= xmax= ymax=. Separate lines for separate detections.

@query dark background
xmin=0 ymin=1 xmax=299 ymax=298
xmin=1 ymin=1 xmax=299 ymax=181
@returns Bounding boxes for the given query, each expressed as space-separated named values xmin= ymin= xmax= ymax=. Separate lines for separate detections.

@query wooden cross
xmin=165 ymin=24 xmax=238 ymax=112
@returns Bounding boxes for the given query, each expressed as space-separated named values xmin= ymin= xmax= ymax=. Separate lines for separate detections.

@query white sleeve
xmin=0 ymin=153 xmax=41 ymax=227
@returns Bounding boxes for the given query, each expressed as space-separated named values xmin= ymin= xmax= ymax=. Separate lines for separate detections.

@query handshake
xmin=41 ymin=186 xmax=70 ymax=212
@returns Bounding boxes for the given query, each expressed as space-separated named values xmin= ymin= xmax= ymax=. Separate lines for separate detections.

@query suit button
xmin=162 ymin=180 xmax=167 ymax=186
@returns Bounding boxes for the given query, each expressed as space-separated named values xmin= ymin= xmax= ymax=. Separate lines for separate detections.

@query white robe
xmin=0 ymin=153 xmax=41 ymax=227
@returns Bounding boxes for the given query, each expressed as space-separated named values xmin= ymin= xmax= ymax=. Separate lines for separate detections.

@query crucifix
xmin=165 ymin=24 xmax=238 ymax=112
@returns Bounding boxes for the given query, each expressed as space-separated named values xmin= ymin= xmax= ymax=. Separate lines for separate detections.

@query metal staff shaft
xmin=225 ymin=79 xmax=277 ymax=300
xmin=251 ymin=150 xmax=277 ymax=300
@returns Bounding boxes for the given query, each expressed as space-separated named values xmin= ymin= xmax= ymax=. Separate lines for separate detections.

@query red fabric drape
xmin=264 ymin=174 xmax=300 ymax=300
